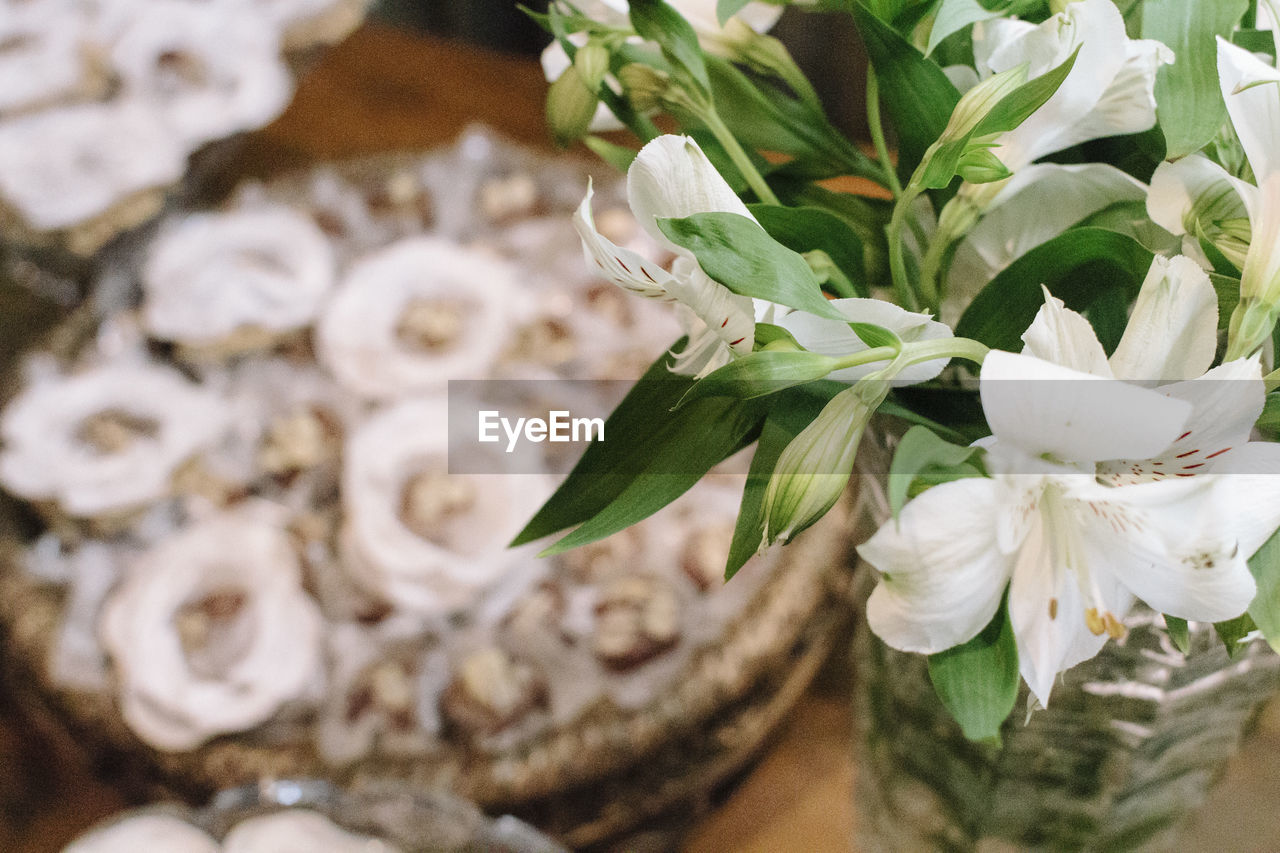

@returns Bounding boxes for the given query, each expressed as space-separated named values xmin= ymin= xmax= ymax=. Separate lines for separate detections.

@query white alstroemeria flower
xmin=777 ymin=297 xmax=954 ymax=384
xmin=861 ymin=256 xmax=1280 ymax=707
xmin=222 ymin=810 xmax=401 ymax=853
xmin=1149 ymin=39 xmax=1280 ymax=355
xmin=540 ymin=1 xmax=783 ymax=131
xmin=574 ymin=134 xmax=764 ymax=377
xmin=64 ymin=814 xmax=220 ymax=853
xmin=100 ymin=502 xmax=325 ymax=751
xmin=0 ymin=361 xmax=230 ymax=518
xmin=341 ymin=399 xmax=550 ymax=618
xmin=970 ymin=0 xmax=1172 ymax=174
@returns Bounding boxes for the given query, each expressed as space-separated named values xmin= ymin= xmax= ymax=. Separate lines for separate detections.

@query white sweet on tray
xmin=99 ymin=502 xmax=325 ymax=751
xmin=0 ymin=360 xmax=229 ymax=518
xmin=0 ymin=0 xmax=369 ymax=250
xmin=142 ymin=205 xmax=336 ymax=349
xmin=317 ymin=238 xmax=530 ymax=399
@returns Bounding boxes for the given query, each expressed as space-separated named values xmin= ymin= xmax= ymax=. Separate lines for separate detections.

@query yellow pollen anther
xmin=1104 ymin=613 xmax=1127 ymax=640
xmin=1048 ymin=597 xmax=1059 ymax=620
xmin=1085 ymin=607 xmax=1106 ymax=636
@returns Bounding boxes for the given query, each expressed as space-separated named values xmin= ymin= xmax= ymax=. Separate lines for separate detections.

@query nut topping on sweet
xmin=681 ymin=524 xmax=734 ymax=591
xmin=397 ymin=470 xmax=477 ymax=543
xmin=75 ymin=409 xmax=160 ymax=454
xmin=259 ymin=406 xmax=341 ymax=475
xmin=174 ymin=586 xmax=252 ymax=679
xmin=593 ymin=575 xmax=682 ymax=671
xmin=394 ymin=297 xmax=467 ymax=352
xmin=440 ymin=647 xmax=546 ymax=735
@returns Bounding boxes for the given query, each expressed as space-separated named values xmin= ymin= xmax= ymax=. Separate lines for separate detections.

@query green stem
xmin=866 ymin=68 xmax=903 ymax=199
xmin=887 ymin=184 xmax=924 ymax=311
xmin=834 ymin=346 xmax=900 ymax=371
xmin=898 ymin=335 xmax=989 ymax=367
xmin=830 ymin=337 xmax=988 ymax=377
xmin=918 ymin=228 xmax=951 ymax=310
xmin=701 ymin=107 xmax=781 ymax=206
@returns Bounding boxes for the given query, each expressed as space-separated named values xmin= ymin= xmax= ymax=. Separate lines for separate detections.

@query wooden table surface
xmin=4 ymin=22 xmax=1279 ymax=853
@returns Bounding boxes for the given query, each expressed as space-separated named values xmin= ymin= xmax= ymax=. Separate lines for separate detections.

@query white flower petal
xmin=1218 ymin=37 xmax=1280 ymax=184
xmin=980 ymin=351 xmax=1192 ymax=463
xmin=1096 ymin=357 xmax=1264 ymax=486
xmin=861 ymin=478 xmax=1013 ymax=654
xmin=572 ymin=183 xmax=677 ymax=301
xmin=1069 ymin=477 xmax=1258 ymax=622
xmin=1045 ymin=36 xmax=1170 ymax=155
xmin=664 ymin=259 xmax=756 ymax=357
xmin=1204 ymin=440 xmax=1280 ymax=558
xmin=1007 ymin=503 xmax=1117 ymax=708
xmin=1109 ymin=255 xmax=1218 ymax=381
xmin=1146 ymin=155 xmax=1253 ymax=239
xmin=1241 ymin=172 xmax=1280 ymax=304
xmin=670 ymin=0 xmax=783 ymax=36
xmin=1020 ymin=286 xmax=1112 ymax=377
xmin=626 ymin=134 xmax=755 ymax=249
xmin=985 ymin=0 xmax=1130 ymax=168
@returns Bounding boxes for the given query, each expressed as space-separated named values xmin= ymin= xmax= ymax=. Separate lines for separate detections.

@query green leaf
xmin=1210 ymin=272 xmax=1242 ymax=331
xmin=928 ymin=597 xmax=1019 ymax=744
xmin=1214 ymin=612 xmax=1258 ymax=658
xmin=512 ymin=346 xmax=766 ymax=548
xmin=754 ymin=322 xmax=802 ymax=349
xmin=584 ymin=136 xmax=639 ymax=172
xmin=1143 ymin=0 xmax=1250 ymax=159
xmin=888 ymin=425 xmax=985 ymax=517
xmin=725 ymin=383 xmax=843 ymax=579
xmin=677 ymin=350 xmax=839 ymax=406
xmin=1257 ymin=392 xmax=1280 ymax=438
xmin=747 ymin=204 xmax=870 ymax=297
xmin=703 ymin=57 xmax=884 ymax=184
xmin=1164 ymin=614 xmax=1191 ymax=654
xmin=716 ymin=0 xmax=753 ymax=27
xmin=658 ymin=211 xmax=846 ymax=319
xmin=630 ymin=0 xmax=710 ymax=94
xmin=1247 ymin=526 xmax=1280 ymax=653
xmin=1073 ymin=200 xmax=1182 ymax=256
xmin=850 ymin=2 xmax=961 ymax=180
xmin=956 ymin=228 xmax=1154 ymax=352
xmin=927 ymin=0 xmax=999 ymax=56
xmin=848 ymin=322 xmax=901 ymax=350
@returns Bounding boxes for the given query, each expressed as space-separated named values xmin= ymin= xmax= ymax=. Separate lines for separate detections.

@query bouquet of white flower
xmin=525 ymin=1 xmax=1280 ymax=835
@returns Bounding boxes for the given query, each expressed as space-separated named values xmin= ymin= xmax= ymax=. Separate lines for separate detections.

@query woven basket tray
xmin=0 ymin=129 xmax=856 ymax=849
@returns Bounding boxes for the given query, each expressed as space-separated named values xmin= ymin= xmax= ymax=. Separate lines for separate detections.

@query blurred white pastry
xmin=0 ymin=361 xmax=229 ymax=518
xmin=142 ymin=206 xmax=336 ymax=348
xmin=109 ymin=1 xmax=291 ymax=145
xmin=63 ymin=813 xmax=219 ymax=853
xmin=100 ymin=502 xmax=325 ymax=750
xmin=222 ymin=809 xmax=401 ymax=853
xmin=0 ymin=100 xmax=185 ymax=232
xmin=317 ymin=238 xmax=529 ymax=399
xmin=340 ymin=399 xmax=548 ymax=618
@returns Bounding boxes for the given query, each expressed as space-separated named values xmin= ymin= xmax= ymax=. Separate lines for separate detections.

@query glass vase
xmin=848 ymin=422 xmax=1280 ymax=852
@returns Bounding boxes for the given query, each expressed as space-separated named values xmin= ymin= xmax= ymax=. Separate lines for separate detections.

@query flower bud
xmin=760 ymin=379 xmax=888 ymax=548
xmin=574 ymin=43 xmax=610 ymax=91
xmin=618 ymin=63 xmax=671 ymax=113
xmin=546 ymin=63 xmax=599 ymax=147
xmin=1227 ymin=175 xmax=1280 ymax=358
xmin=941 ymin=65 xmax=1029 ymax=144
xmin=956 ymin=147 xmax=1012 ymax=184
